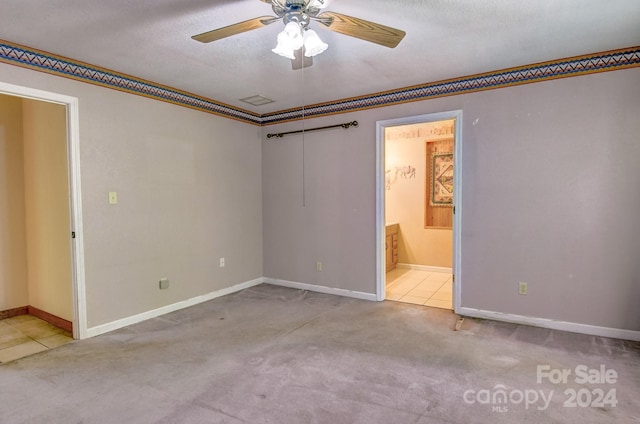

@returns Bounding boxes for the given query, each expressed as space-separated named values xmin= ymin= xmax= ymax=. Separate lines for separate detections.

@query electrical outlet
xmin=159 ymin=278 xmax=169 ymax=290
xmin=316 ymin=261 xmax=322 ymax=272
xmin=518 ymin=282 xmax=528 ymax=295
xmin=219 ymin=257 xmax=225 ymax=268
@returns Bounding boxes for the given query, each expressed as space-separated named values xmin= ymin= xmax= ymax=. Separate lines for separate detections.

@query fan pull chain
xmin=301 ymin=44 xmax=306 ymax=208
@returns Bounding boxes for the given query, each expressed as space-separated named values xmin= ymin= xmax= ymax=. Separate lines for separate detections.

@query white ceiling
xmin=1 ymin=0 xmax=638 ymax=114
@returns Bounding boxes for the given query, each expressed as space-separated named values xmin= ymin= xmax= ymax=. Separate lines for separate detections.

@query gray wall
xmin=0 ymin=63 xmax=264 ymax=328
xmin=262 ymin=122 xmax=376 ymax=292
xmin=262 ymin=68 xmax=640 ymax=331
xmin=3 ymin=60 xmax=637 ymax=333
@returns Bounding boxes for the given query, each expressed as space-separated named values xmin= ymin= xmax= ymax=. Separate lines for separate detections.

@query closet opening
xmin=0 ymin=82 xmax=85 ymax=364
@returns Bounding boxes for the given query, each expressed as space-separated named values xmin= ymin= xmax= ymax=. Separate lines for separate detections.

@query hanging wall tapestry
xmin=430 ymin=152 xmax=453 ymax=206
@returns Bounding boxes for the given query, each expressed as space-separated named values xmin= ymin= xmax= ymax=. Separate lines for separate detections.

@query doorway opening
xmin=0 ymin=82 xmax=86 ymax=349
xmin=376 ymin=111 xmax=462 ymax=312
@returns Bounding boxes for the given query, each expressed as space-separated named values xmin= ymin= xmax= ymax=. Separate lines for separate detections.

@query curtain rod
xmin=266 ymin=121 xmax=358 ymax=139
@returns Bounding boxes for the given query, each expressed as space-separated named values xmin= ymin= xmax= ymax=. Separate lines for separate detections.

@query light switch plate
xmin=108 ymin=191 xmax=118 ymax=205
xmin=518 ymin=282 xmax=528 ymax=295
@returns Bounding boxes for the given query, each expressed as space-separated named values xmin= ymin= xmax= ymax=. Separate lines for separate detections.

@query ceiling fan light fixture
xmin=272 ymin=21 xmax=306 ymax=59
xmin=193 ymin=0 xmax=405 ymax=67
xmin=302 ymin=29 xmax=327 ymax=57
xmin=283 ymin=21 xmax=304 ymax=49
xmin=272 ymin=31 xmax=296 ymax=59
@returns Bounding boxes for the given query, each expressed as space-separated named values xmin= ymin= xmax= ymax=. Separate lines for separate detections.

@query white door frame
xmin=375 ymin=110 xmax=463 ymax=312
xmin=0 ymin=81 xmax=87 ymax=339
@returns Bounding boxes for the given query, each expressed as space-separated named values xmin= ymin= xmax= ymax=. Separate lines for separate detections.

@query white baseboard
xmin=264 ymin=278 xmax=377 ymax=302
xmin=83 ymin=277 xmax=638 ymax=342
xmin=458 ymin=307 xmax=640 ymax=342
xmin=397 ymin=263 xmax=452 ymax=274
xmin=84 ymin=278 xmax=264 ymax=338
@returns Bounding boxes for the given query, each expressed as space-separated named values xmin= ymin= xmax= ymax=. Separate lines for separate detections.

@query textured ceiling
xmin=0 ymin=0 xmax=639 ymax=114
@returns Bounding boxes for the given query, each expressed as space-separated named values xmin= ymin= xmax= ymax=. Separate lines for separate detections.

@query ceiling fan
xmin=192 ymin=0 xmax=406 ymax=69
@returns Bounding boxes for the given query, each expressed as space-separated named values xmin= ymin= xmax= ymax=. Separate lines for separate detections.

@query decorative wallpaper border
xmin=262 ymin=47 xmax=640 ymax=124
xmin=1 ymin=39 xmax=638 ymax=126
xmin=0 ymin=40 xmax=262 ymax=125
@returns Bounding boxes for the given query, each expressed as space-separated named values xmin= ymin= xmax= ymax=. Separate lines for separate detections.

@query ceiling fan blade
xmin=291 ymin=50 xmax=313 ymax=70
xmin=316 ymin=11 xmax=406 ymax=48
xmin=192 ymin=16 xmax=278 ymax=43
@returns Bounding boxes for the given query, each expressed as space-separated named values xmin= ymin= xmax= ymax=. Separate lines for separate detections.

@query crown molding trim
xmin=1 ymin=39 xmax=638 ymax=126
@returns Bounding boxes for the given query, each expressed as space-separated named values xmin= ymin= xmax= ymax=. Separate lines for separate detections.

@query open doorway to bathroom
xmin=376 ymin=111 xmax=462 ymax=311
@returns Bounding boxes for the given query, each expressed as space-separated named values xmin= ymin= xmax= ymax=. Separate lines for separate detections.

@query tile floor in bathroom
xmin=0 ymin=315 xmax=74 ymax=364
xmin=386 ymin=268 xmax=453 ymax=309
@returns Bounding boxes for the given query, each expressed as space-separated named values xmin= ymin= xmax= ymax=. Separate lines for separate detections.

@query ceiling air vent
xmin=240 ymin=95 xmax=275 ymax=106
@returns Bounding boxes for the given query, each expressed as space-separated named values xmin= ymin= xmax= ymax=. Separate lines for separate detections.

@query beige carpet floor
xmin=1 ymin=284 xmax=638 ymax=423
